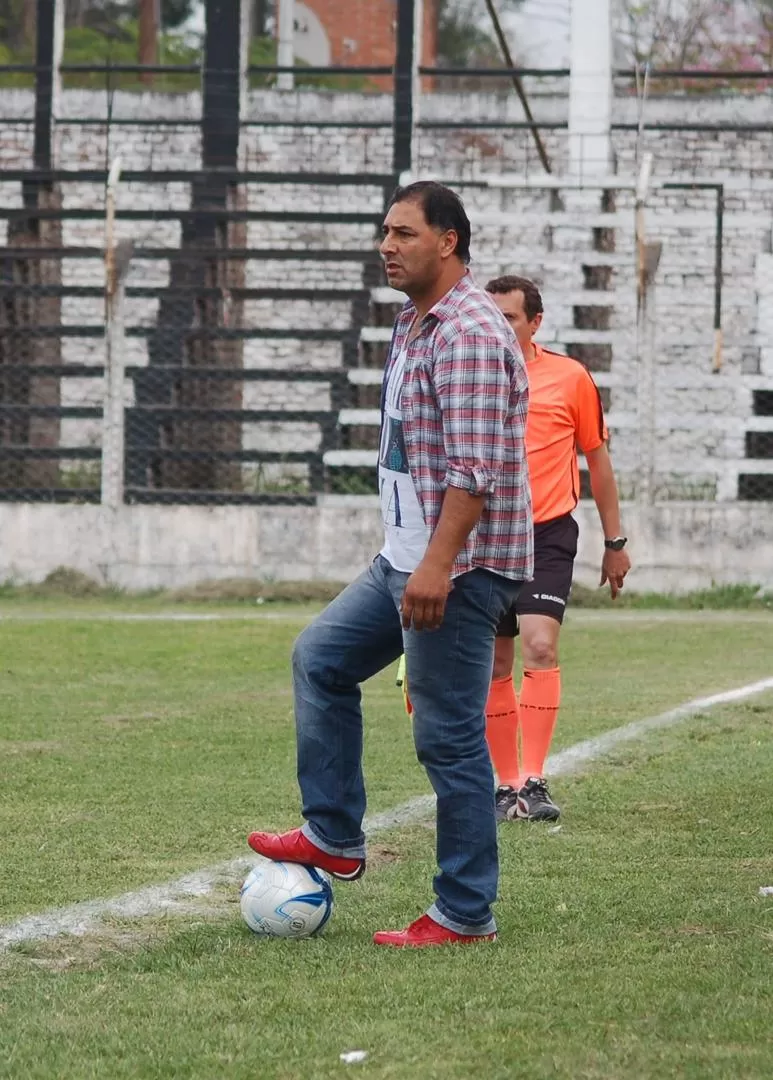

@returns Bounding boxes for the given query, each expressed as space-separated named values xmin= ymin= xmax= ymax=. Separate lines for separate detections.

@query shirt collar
xmin=399 ymin=270 xmax=474 ymax=327
xmin=528 ymin=341 xmax=544 ymax=364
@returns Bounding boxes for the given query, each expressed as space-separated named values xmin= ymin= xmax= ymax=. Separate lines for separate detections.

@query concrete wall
xmin=1 ymin=500 xmax=771 ymax=593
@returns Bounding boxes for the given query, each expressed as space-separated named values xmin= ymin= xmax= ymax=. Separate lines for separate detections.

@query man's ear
xmin=532 ymin=312 xmax=543 ymax=334
xmin=439 ymin=229 xmax=459 ymax=260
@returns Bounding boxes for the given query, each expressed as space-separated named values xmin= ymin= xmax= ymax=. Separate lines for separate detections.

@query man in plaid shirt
xmin=248 ymin=181 xmax=532 ymax=948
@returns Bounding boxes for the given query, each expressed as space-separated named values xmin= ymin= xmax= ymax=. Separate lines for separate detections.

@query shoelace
xmin=526 ymin=780 xmax=552 ymax=803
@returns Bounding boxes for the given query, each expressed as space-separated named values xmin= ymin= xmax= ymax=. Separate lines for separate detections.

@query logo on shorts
xmin=532 ymin=593 xmax=566 ymax=607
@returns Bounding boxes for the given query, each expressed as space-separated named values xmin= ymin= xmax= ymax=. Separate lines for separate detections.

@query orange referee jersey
xmin=526 ymin=343 xmax=608 ymax=524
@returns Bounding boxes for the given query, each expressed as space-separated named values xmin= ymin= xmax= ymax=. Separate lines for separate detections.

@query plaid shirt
xmin=382 ymin=274 xmax=533 ymax=581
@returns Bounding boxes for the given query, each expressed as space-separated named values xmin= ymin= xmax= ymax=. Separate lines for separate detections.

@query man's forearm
xmin=423 ymin=486 xmax=487 ymax=570
xmin=587 ymin=449 xmax=623 ymax=537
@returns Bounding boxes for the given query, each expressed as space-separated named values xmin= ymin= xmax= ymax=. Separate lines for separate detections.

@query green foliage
xmin=160 ymin=0 xmax=195 ymax=30
xmin=62 ymin=20 xmax=201 ymax=91
xmin=0 ymin=38 xmax=32 ymax=87
xmin=437 ymin=0 xmax=524 ymax=68
xmin=0 ymin=21 xmax=375 ymax=93
xmin=0 ymin=18 xmax=201 ymax=90
xmin=247 ymin=34 xmax=371 ymax=91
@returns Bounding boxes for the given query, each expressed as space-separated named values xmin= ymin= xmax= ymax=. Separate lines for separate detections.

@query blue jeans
xmin=292 ymin=554 xmax=521 ymax=935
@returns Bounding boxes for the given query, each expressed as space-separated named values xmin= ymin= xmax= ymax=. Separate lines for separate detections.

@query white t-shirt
xmin=378 ymin=345 xmax=430 ymax=572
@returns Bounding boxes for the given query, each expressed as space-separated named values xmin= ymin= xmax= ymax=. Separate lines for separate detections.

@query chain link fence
xmin=1 ymin=29 xmax=772 ymax=506
xmin=2 ymin=162 xmax=772 ymax=506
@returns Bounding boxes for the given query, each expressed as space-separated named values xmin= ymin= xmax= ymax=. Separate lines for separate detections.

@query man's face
xmin=379 ymin=199 xmax=456 ymax=294
xmin=491 ymin=289 xmax=542 ymax=353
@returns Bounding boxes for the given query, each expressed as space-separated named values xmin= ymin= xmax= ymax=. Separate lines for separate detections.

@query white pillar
xmin=277 ymin=0 xmax=295 ymax=91
xmin=568 ymin=0 xmax=613 ymax=180
xmin=411 ymin=0 xmax=423 ymax=170
xmin=102 ymin=160 xmax=126 ymax=511
xmin=240 ymin=0 xmax=252 ymax=113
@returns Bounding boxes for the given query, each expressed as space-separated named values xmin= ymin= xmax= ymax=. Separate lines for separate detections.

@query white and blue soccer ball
xmin=240 ymin=860 xmax=334 ymax=939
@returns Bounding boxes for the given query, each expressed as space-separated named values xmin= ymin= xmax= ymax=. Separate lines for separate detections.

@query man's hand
xmin=401 ymin=558 xmax=453 ymax=631
xmin=600 ymin=548 xmax=631 ymax=599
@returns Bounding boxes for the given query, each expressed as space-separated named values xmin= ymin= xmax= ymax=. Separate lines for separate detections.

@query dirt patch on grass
xmin=673 ymin=925 xmax=742 ymax=937
xmin=0 ymin=739 xmax=63 ymax=756
xmin=165 ymin=578 xmax=345 ymax=605
xmin=7 ymin=924 xmax=166 ymax=972
xmin=367 ymin=844 xmax=403 ymax=868
xmin=102 ymin=711 xmax=170 ymax=729
xmin=4 ymin=907 xmax=226 ymax=973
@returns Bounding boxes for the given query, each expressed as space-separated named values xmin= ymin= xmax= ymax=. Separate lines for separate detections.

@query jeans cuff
xmin=427 ymin=901 xmax=497 ymax=937
xmin=302 ymin=822 xmax=366 ymax=860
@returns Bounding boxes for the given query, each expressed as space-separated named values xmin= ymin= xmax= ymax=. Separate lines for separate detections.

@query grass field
xmin=1 ymin=602 xmax=773 ymax=1079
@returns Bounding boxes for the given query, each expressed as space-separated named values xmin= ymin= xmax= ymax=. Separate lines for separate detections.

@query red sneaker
xmin=372 ymin=913 xmax=497 ymax=948
xmin=247 ymin=827 xmax=365 ymax=881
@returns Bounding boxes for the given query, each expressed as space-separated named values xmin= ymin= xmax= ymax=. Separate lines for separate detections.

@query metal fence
xmin=2 ymin=0 xmax=773 ymax=506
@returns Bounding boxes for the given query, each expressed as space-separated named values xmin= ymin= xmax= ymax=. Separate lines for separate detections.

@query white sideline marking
xmin=545 ymin=676 xmax=773 ymax=773
xmin=0 ymin=609 xmax=772 ymax=624
xmin=0 ymin=801 xmax=435 ymax=952
xmin=0 ymin=611 xmax=314 ymax=623
xmin=2 ymin=676 xmax=773 ymax=952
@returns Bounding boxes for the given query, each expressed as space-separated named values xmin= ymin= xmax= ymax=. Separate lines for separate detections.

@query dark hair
xmin=387 ymin=181 xmax=471 ymax=264
xmin=485 ymin=275 xmax=544 ymax=321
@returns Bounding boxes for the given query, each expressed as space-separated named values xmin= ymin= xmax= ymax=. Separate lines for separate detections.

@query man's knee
xmin=491 ymin=636 xmax=515 ymax=680
xmin=292 ymin=625 xmax=328 ymax=686
xmin=522 ymin=632 xmax=558 ymax=669
xmin=412 ymin=707 xmax=484 ymax=768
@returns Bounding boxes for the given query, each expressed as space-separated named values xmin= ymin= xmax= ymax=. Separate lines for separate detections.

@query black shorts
xmin=496 ymin=513 xmax=579 ymax=637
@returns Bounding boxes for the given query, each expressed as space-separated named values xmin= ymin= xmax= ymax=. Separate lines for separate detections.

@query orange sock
xmin=518 ymin=667 xmax=561 ymax=783
xmin=485 ymin=674 xmax=520 ymax=788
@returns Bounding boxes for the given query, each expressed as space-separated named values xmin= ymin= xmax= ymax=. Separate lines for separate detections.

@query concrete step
xmin=574 ymin=252 xmax=632 ymax=267
xmin=338 ymin=408 xmax=380 ymax=426
xmin=360 ymin=326 xmax=393 ymax=343
xmin=746 ymin=416 xmax=773 ymax=431
xmin=348 ymin=368 xmax=384 ymax=385
xmin=546 ymin=291 xmax=619 ymax=307
xmin=542 ymin=329 xmax=617 ymax=345
xmin=470 ymin=211 xmax=627 ymax=229
xmin=476 ymin=173 xmax=635 ymax=191
xmin=362 ymin=326 xmax=621 ymax=346
xmin=348 ymin=353 xmax=618 ymax=389
xmin=370 ymin=286 xmax=407 ymax=305
xmin=723 ymin=459 xmax=773 ymax=474
xmin=369 ymin=286 xmax=620 ymax=308
xmin=323 ymin=452 xmax=773 ymax=479
xmin=324 ymin=449 xmax=379 ymax=467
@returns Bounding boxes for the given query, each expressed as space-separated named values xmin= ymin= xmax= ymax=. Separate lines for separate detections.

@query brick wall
xmin=303 ymin=0 xmax=437 ymax=76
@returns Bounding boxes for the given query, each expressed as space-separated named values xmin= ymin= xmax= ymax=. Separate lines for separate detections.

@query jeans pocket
xmin=475 ymin=570 xmax=521 ymax=625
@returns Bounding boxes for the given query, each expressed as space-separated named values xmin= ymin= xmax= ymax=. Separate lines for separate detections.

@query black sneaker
xmin=516 ymin=777 xmax=561 ymax=822
xmin=495 ymin=785 xmax=520 ymax=823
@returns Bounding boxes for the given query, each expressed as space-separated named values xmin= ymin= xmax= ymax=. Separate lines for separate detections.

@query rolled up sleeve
xmin=433 ymin=331 xmax=513 ymax=495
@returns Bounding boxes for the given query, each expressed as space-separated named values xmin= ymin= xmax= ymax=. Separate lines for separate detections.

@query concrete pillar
xmin=568 ymin=0 xmax=613 ymax=180
xmin=277 ymin=0 xmax=296 ymax=91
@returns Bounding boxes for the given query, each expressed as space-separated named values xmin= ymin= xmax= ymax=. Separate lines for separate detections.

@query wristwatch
xmin=604 ymin=536 xmax=628 ymax=551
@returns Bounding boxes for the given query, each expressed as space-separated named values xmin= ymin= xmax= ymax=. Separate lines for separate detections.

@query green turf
xmin=1 ymin=609 xmax=773 ymax=1078
xmin=0 ymin=564 xmax=771 ymax=611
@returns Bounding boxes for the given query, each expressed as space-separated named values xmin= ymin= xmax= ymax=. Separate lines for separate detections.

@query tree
xmin=0 ymin=0 xmax=36 ymax=48
xmin=618 ymin=0 xmax=773 ymax=71
xmin=437 ymin=0 xmax=524 ymax=68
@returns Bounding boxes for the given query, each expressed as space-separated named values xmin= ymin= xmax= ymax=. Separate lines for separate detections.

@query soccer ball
xmin=240 ymin=860 xmax=334 ymax=939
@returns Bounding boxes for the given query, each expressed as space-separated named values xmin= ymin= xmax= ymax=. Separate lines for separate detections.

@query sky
xmin=503 ymin=0 xmax=572 ymax=66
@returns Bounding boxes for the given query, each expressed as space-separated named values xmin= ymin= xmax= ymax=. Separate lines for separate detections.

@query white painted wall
xmin=0 ymin=500 xmax=771 ymax=593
